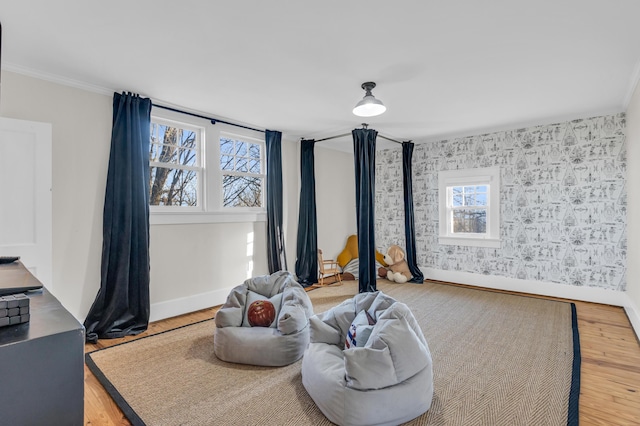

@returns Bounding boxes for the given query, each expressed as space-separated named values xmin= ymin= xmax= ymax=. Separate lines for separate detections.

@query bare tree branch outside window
xmin=148 ymin=126 xmax=264 ymax=210
xmin=149 ymin=123 xmax=199 ymax=206
xmin=220 ymin=137 xmax=264 ymax=207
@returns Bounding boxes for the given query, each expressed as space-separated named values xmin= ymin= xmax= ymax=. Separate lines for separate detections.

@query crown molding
xmin=2 ymin=62 xmax=114 ymax=97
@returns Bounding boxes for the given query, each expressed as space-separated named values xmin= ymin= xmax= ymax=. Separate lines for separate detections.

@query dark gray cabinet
xmin=0 ymin=265 xmax=84 ymax=425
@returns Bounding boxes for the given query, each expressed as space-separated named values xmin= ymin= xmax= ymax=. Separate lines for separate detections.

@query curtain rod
xmin=152 ymin=103 xmax=265 ymax=134
xmin=314 ymin=132 xmax=351 ymax=142
xmin=379 ymin=134 xmax=406 ymax=145
xmin=307 ymin=125 xmax=407 ymax=144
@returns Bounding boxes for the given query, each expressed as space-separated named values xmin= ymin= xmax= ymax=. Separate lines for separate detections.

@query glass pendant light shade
xmin=353 ymin=96 xmax=386 ymax=117
xmin=353 ymin=82 xmax=386 ymax=117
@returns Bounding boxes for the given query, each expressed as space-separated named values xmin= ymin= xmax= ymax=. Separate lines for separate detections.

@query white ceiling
xmin=1 ymin=1 xmax=640 ymax=150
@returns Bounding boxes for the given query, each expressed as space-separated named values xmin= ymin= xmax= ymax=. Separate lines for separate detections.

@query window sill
xmin=150 ymin=211 xmax=266 ymax=225
xmin=438 ymin=236 xmax=501 ymax=248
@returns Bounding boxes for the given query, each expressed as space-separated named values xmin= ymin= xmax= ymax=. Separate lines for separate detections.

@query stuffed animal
xmin=383 ymin=245 xmax=412 ymax=283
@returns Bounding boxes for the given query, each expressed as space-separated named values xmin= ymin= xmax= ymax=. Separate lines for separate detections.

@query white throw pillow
xmin=345 ymin=309 xmax=376 ymax=349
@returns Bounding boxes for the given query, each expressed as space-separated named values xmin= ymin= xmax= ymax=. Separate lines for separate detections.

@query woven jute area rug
xmin=86 ymin=280 xmax=580 ymax=426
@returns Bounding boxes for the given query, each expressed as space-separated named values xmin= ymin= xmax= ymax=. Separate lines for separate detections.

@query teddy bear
xmin=381 ymin=245 xmax=412 ymax=283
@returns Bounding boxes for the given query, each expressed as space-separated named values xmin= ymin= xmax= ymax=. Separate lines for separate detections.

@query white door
xmin=0 ymin=117 xmax=52 ymax=288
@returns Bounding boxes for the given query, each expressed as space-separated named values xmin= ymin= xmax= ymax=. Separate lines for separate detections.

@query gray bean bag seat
xmin=302 ymin=291 xmax=433 ymax=426
xmin=214 ymin=271 xmax=314 ymax=366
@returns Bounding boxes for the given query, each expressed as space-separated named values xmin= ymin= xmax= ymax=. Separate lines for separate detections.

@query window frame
xmin=438 ymin=166 xmax=501 ymax=248
xmin=149 ymin=107 xmax=267 ymax=225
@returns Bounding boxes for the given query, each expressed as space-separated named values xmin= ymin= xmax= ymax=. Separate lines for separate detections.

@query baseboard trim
xmin=423 ymin=268 xmax=627 ymax=306
xmin=621 ymin=294 xmax=640 ymax=342
xmin=149 ymin=286 xmax=234 ymax=323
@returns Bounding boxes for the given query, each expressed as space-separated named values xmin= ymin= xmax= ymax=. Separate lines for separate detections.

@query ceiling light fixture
xmin=352 ymin=82 xmax=386 ymax=117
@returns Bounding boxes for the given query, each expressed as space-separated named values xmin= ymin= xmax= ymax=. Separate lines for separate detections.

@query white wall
xmin=625 ymin=81 xmax=640 ymax=335
xmin=314 ymin=145 xmax=356 ymax=260
xmin=282 ymin=136 xmax=300 ymax=272
xmin=148 ymin=221 xmax=269 ymax=321
xmin=0 ymin=70 xmax=299 ymax=321
xmin=1 ymin=71 xmax=111 ymax=320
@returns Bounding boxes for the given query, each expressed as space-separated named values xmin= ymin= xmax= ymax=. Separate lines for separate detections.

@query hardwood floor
xmin=83 ymin=283 xmax=640 ymax=426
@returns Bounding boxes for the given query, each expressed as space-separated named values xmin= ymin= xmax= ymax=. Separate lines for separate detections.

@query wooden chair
xmin=318 ymin=249 xmax=343 ymax=286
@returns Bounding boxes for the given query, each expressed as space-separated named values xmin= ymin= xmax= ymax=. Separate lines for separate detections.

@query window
xmin=438 ymin=167 xmax=501 ymax=248
xmin=149 ymin=120 xmax=202 ymax=209
xmin=149 ymin=108 xmax=266 ymax=225
xmin=220 ymin=135 xmax=264 ymax=208
xmin=451 ymin=185 xmax=487 ymax=233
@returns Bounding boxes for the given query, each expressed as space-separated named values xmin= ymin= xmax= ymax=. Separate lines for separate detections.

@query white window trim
xmin=438 ymin=166 xmax=501 ymax=248
xmin=150 ymin=211 xmax=265 ymax=225
xmin=149 ymin=107 xmax=266 ymax=225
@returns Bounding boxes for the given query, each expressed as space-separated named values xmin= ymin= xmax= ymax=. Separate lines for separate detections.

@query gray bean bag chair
xmin=302 ymin=291 xmax=433 ymax=426
xmin=214 ymin=271 xmax=314 ymax=366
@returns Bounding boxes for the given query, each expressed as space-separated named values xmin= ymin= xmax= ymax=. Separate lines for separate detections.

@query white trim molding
xmin=423 ymin=267 xmax=632 ymax=310
xmin=622 ymin=294 xmax=640 ymax=341
xmin=2 ymin=62 xmax=114 ymax=96
xmin=150 ymin=211 xmax=266 ymax=225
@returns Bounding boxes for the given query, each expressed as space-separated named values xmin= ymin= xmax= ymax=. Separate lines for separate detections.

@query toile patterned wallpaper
xmin=375 ymin=113 xmax=627 ymax=290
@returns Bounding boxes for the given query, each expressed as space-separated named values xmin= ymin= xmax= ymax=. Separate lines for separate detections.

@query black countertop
xmin=0 ymin=265 xmax=83 ymax=346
